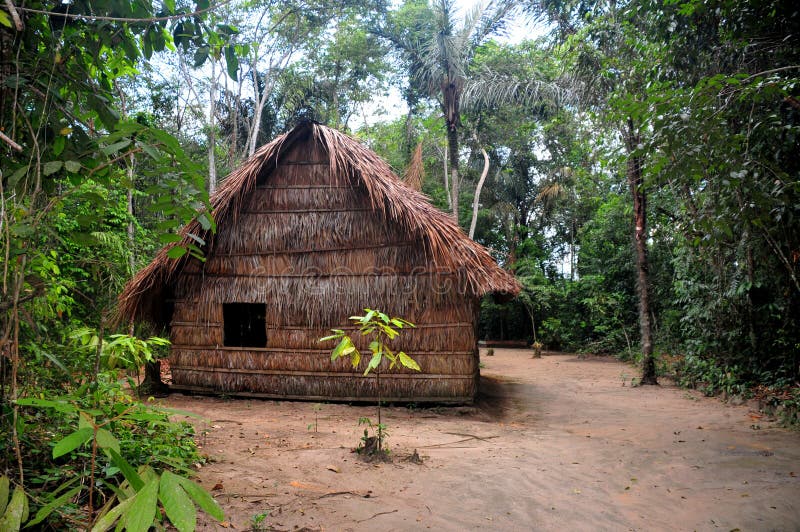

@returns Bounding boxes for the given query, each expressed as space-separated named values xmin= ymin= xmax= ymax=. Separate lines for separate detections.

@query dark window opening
xmin=223 ymin=303 xmax=267 ymax=347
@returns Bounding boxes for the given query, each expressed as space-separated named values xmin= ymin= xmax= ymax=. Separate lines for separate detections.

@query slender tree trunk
xmin=10 ymin=258 xmax=26 ymax=483
xmin=376 ymin=370 xmax=381 ymax=452
xmin=447 ymin=125 xmax=459 ymax=221
xmin=208 ymin=60 xmax=218 ymax=195
xmin=625 ymin=117 xmax=657 ymax=385
xmin=248 ymin=50 xmax=292 ymax=157
xmin=229 ymin=72 xmax=243 ymax=168
xmin=443 ymin=145 xmax=451 ymax=210
xmin=468 ymin=140 xmax=489 ymax=239
xmin=403 ymin=107 xmax=415 ymax=157
xmin=126 ymin=156 xmax=136 ymax=276
xmin=570 ymin=217 xmax=576 ymax=281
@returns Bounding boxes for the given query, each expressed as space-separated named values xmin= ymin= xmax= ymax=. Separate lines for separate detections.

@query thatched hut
xmin=118 ymin=122 xmax=519 ymax=403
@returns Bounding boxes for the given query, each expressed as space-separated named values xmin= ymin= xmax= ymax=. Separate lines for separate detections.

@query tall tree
xmin=378 ymin=0 xmax=513 ymax=220
xmin=529 ymin=0 xmax=663 ymax=382
xmin=381 ymin=0 xmax=566 ymax=235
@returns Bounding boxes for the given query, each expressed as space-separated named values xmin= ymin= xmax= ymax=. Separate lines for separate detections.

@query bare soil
xmin=160 ymin=349 xmax=800 ymax=531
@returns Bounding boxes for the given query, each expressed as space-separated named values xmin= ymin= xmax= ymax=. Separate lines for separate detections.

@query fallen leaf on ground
xmin=326 ymin=465 xmax=340 ymax=473
xmin=290 ymin=480 xmax=325 ymax=491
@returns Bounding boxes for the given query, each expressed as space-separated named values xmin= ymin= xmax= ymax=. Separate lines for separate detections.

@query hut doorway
xmin=223 ymin=303 xmax=267 ymax=347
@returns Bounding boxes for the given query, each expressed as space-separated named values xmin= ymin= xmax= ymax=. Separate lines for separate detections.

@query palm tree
xmin=416 ymin=0 xmax=513 ymax=220
xmin=381 ymin=0 xmax=567 ymax=229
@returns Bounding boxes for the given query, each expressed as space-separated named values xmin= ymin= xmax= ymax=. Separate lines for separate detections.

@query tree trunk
xmin=139 ymin=360 xmax=169 ymax=397
xmin=208 ymin=60 xmax=218 ymax=196
xmin=625 ymin=117 xmax=657 ymax=385
xmin=442 ymin=145 xmax=451 ymax=210
xmin=126 ymin=156 xmax=136 ymax=276
xmin=403 ymin=107 xmax=415 ymax=157
xmin=468 ymin=140 xmax=489 ymax=239
xmin=447 ymin=125 xmax=459 ymax=221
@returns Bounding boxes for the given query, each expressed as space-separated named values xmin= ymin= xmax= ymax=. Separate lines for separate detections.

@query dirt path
xmin=161 ymin=350 xmax=800 ymax=531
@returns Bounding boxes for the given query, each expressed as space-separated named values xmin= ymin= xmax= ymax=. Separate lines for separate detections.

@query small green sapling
xmin=320 ymin=309 xmax=419 ymax=454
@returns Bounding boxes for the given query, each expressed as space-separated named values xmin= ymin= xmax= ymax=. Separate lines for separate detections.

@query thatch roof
xmin=118 ymin=121 xmax=520 ymax=325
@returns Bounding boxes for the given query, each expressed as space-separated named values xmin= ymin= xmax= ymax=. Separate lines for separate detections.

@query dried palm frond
xmin=403 ymin=142 xmax=425 ymax=191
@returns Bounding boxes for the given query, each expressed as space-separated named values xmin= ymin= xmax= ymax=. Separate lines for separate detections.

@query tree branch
xmin=3 ymin=0 xmax=23 ymax=30
xmin=15 ymin=0 xmax=233 ymax=23
xmin=0 ymin=130 xmax=22 ymax=152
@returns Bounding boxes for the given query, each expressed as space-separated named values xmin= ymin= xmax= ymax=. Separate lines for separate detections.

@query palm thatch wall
xmin=118 ymin=122 xmax=519 ymax=403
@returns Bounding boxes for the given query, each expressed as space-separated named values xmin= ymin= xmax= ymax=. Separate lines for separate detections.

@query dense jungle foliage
xmin=0 ymin=0 xmax=798 ymax=527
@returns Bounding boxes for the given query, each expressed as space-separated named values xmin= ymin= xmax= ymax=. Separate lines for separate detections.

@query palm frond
xmin=467 ymin=0 xmax=516 ymax=51
xmin=461 ymin=72 xmax=574 ymax=113
xmin=403 ymin=142 xmax=425 ymax=191
xmin=536 ymin=182 xmax=565 ymax=204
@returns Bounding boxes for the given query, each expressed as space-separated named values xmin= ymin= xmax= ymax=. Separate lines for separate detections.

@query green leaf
xmin=224 ymin=45 xmax=238 ymax=81
xmin=365 ymin=351 xmax=382 ymax=375
xmin=143 ymin=28 xmax=153 ymax=59
xmin=89 ymin=95 xmax=120 ymax=128
xmin=101 ymin=139 xmax=132 ymax=156
xmin=158 ymin=233 xmax=183 ymax=244
xmin=216 ymin=24 xmax=238 ymax=36
xmin=186 ymin=233 xmax=206 ymax=247
xmin=8 ymin=166 xmax=28 ymax=187
xmin=140 ymin=142 xmax=160 ymax=160
xmin=0 ymin=10 xmax=12 ymax=28
xmin=0 ymin=475 xmax=9 ymax=516
xmin=90 ymin=496 xmax=135 ymax=532
xmin=64 ymin=160 xmax=81 ymax=173
xmin=105 ymin=448 xmax=144 ymax=491
xmin=167 ymin=246 xmax=187 ymax=259
xmin=0 ymin=487 xmax=28 ymax=532
xmin=53 ymin=136 xmax=65 ymax=156
xmin=398 ymin=352 xmax=421 ymax=371
xmin=43 ymin=161 xmax=63 ymax=176
xmin=152 ymin=25 xmax=166 ymax=52
xmin=177 ymin=476 xmax=224 ymax=521
xmin=159 ymin=472 xmax=196 ymax=532
xmin=331 ymin=337 xmax=349 ymax=360
xmin=14 ymin=397 xmax=76 ymax=414
xmin=25 ymin=485 xmax=81 ymax=527
xmin=319 ymin=333 xmax=341 ymax=342
xmin=120 ymin=35 xmax=140 ymax=61
xmin=193 ymin=46 xmax=209 ymax=67
xmin=124 ymin=477 xmax=158 ymax=532
xmin=95 ymin=428 xmax=120 ymax=455
xmin=78 ymin=411 xmax=93 ymax=430
xmin=52 ymin=427 xmax=93 ymax=458
xmin=197 ymin=213 xmax=214 ymax=231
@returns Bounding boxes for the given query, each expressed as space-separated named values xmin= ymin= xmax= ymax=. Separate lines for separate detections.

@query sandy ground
xmin=160 ymin=349 xmax=800 ymax=531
